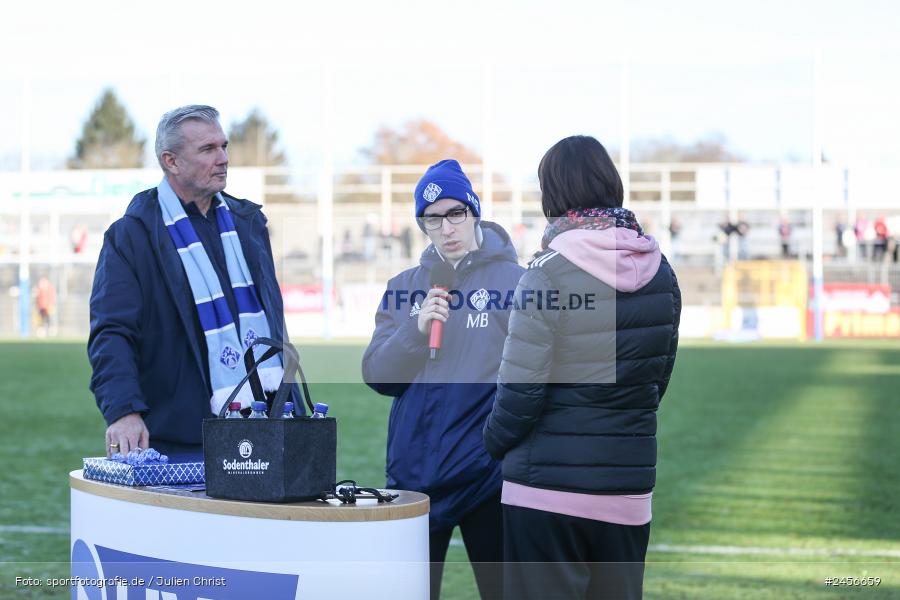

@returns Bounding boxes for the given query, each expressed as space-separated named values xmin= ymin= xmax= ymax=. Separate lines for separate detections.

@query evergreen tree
xmin=69 ymin=89 xmax=145 ymax=169
xmin=227 ymin=109 xmax=287 ymax=167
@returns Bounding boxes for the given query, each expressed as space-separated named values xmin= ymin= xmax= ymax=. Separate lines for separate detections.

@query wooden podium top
xmin=70 ymin=470 xmax=429 ymax=522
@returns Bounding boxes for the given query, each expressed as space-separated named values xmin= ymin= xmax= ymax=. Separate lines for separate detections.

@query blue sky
xmin=2 ymin=0 xmax=899 ymax=174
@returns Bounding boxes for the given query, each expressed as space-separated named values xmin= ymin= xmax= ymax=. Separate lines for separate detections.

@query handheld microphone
xmin=428 ymin=262 xmax=456 ymax=360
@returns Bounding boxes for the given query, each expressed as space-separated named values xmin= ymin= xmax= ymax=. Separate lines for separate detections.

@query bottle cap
xmin=228 ymin=402 xmax=242 ymax=411
xmin=314 ymin=402 xmax=329 ymax=414
xmin=252 ymin=401 xmax=267 ymax=411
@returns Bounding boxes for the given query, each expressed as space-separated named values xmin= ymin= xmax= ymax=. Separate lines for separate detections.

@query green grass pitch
xmin=0 ymin=340 xmax=898 ymax=598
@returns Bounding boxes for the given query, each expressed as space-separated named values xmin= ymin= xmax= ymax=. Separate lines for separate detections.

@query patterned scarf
xmin=158 ymin=178 xmax=283 ymax=415
xmin=541 ymin=207 xmax=644 ymax=249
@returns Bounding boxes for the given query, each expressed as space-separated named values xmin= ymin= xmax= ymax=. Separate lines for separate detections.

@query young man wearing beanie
xmin=362 ymin=159 xmax=524 ymax=600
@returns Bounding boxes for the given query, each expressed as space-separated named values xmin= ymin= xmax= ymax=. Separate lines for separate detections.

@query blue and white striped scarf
xmin=158 ymin=178 xmax=283 ymax=414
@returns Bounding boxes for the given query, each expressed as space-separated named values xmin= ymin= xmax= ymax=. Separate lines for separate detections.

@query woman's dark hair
xmin=538 ymin=135 xmax=624 ymax=217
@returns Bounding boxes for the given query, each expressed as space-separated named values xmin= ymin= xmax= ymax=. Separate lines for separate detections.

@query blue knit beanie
xmin=414 ymin=159 xmax=481 ymax=218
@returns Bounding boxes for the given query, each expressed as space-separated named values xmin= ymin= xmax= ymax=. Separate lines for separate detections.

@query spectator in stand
xmin=855 ymin=216 xmax=869 ymax=259
xmin=36 ymin=276 xmax=56 ymax=337
xmin=718 ymin=217 xmax=750 ymax=261
xmin=71 ymin=224 xmax=89 ymax=253
xmin=842 ymin=226 xmax=856 ymax=259
xmin=873 ymin=216 xmax=889 ymax=262
xmin=888 ymin=215 xmax=900 ymax=263
xmin=362 ymin=216 xmax=377 ymax=261
xmin=339 ymin=229 xmax=361 ymax=262
xmin=669 ymin=216 xmax=682 ymax=261
xmin=735 ymin=215 xmax=750 ymax=260
xmin=716 ymin=218 xmax=731 ymax=262
xmin=778 ymin=217 xmax=792 ymax=258
xmin=381 ymin=225 xmax=397 ymax=262
xmin=835 ymin=217 xmax=847 ymax=258
xmin=400 ymin=226 xmax=413 ymax=259
xmin=863 ymin=220 xmax=877 ymax=261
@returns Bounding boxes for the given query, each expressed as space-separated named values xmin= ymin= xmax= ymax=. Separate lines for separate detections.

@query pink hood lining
xmin=548 ymin=228 xmax=662 ymax=292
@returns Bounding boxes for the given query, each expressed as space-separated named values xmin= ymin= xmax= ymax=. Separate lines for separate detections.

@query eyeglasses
xmin=421 ymin=207 xmax=469 ymax=230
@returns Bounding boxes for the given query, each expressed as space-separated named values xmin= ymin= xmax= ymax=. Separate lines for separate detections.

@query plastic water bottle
xmin=282 ymin=401 xmax=295 ymax=419
xmin=311 ymin=402 xmax=329 ymax=419
xmin=249 ymin=401 xmax=268 ymax=419
xmin=225 ymin=401 xmax=243 ymax=419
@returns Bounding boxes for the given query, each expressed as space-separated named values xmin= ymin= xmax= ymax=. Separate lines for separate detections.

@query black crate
xmin=203 ymin=416 xmax=335 ymax=502
xmin=202 ymin=337 xmax=335 ymax=502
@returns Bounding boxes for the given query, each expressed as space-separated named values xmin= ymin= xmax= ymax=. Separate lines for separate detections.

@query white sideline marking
xmin=450 ymin=539 xmax=900 ymax=558
xmin=649 ymin=544 xmax=900 ymax=559
xmin=9 ymin=526 xmax=900 ymax=559
xmin=0 ymin=525 xmax=68 ymax=535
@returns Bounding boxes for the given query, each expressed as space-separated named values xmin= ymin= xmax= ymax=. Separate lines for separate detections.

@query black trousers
xmin=430 ymin=493 xmax=503 ymax=600
xmin=503 ymin=505 xmax=651 ymax=600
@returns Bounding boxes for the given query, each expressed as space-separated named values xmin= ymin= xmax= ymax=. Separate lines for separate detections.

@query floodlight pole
xmin=844 ymin=168 xmax=856 ymax=263
xmin=811 ymin=51 xmax=825 ymax=342
xmin=660 ymin=167 xmax=672 ymax=257
xmin=511 ymin=164 xmax=523 ymax=227
xmin=481 ymin=63 xmax=494 ymax=221
xmin=380 ymin=166 xmax=392 ymax=238
xmin=19 ymin=77 xmax=31 ymax=338
xmin=620 ymin=61 xmax=631 ymax=209
xmin=318 ymin=65 xmax=335 ymax=339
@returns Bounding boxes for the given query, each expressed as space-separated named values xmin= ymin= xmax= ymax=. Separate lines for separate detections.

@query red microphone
xmin=428 ymin=262 xmax=456 ymax=360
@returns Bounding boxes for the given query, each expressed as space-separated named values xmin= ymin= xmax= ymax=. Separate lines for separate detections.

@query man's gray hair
xmin=155 ymin=105 xmax=220 ymax=168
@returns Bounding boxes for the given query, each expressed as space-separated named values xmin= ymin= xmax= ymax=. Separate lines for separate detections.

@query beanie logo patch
xmin=466 ymin=192 xmax=480 ymax=212
xmin=423 ymin=183 xmax=442 ymax=203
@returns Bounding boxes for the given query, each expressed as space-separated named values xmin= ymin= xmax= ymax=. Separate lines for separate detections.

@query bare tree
xmin=623 ymin=133 xmax=743 ymax=202
xmin=361 ymin=119 xmax=482 ymax=166
xmin=631 ymin=133 xmax=743 ymax=163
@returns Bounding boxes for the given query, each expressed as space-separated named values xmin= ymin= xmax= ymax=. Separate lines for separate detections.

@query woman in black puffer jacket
xmin=484 ymin=135 xmax=681 ymax=600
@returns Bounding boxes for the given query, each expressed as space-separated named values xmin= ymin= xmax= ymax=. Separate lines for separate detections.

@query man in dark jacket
xmin=362 ymin=160 xmax=524 ymax=600
xmin=88 ymin=105 xmax=292 ymax=458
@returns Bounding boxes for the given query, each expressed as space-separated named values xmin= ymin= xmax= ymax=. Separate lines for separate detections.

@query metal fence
xmin=1 ymin=163 xmax=898 ymax=338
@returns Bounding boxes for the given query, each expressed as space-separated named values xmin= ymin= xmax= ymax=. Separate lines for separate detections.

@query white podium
xmin=69 ymin=470 xmax=429 ymax=599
